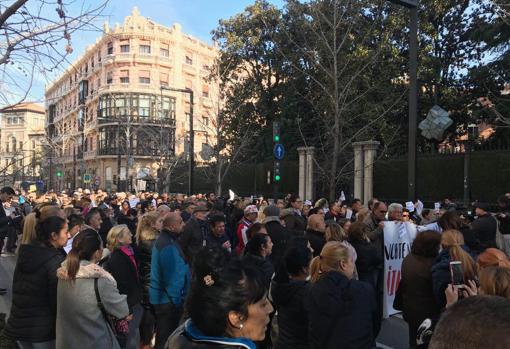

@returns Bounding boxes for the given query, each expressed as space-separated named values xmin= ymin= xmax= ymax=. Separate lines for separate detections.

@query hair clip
xmin=203 ymin=274 xmax=214 ymax=286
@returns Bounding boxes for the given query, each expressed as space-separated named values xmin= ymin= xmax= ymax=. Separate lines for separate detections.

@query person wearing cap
xmin=179 ymin=205 xmax=210 ymax=264
xmin=469 ymin=202 xmax=498 ymax=253
xmin=235 ymin=205 xmax=258 ymax=256
xmin=263 ymin=205 xmax=292 ymax=269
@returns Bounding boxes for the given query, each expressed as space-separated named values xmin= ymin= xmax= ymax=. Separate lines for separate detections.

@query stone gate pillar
xmin=297 ymin=146 xmax=315 ymax=201
xmin=352 ymin=141 xmax=380 ymax=205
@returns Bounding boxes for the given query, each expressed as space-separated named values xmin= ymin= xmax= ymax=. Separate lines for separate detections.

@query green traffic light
xmin=274 ymin=135 xmax=280 ymax=142
xmin=275 ymin=175 xmax=281 ymax=181
xmin=56 ymin=171 xmax=62 ymax=177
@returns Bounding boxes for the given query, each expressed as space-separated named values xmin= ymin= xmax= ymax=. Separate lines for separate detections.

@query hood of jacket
xmin=57 ymin=260 xmax=116 ymax=284
xmin=17 ymin=243 xmax=65 ymax=274
xmin=272 ymin=279 xmax=309 ymax=307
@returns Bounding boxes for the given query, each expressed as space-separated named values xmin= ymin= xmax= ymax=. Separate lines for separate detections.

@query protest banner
xmin=383 ymin=221 xmax=417 ymax=318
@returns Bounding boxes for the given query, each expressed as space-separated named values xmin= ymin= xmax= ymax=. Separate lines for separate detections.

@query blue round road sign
xmin=273 ymin=143 xmax=285 ymax=160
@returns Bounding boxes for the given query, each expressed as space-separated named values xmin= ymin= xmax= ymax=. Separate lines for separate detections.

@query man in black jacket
xmin=206 ymin=215 xmax=232 ymax=254
xmin=470 ymin=202 xmax=497 ymax=253
xmin=179 ymin=205 xmax=209 ymax=264
xmin=305 ymin=214 xmax=326 ymax=257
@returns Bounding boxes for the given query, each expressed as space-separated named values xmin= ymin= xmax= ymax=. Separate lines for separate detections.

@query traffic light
xmin=273 ymin=121 xmax=280 ymax=143
xmin=56 ymin=171 xmax=62 ymax=177
xmin=274 ymin=161 xmax=281 ymax=182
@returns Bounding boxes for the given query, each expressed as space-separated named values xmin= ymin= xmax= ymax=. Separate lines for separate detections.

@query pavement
xmin=0 ymin=253 xmax=409 ymax=348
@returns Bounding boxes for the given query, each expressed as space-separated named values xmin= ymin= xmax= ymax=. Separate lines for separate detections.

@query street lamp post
xmin=390 ymin=0 xmax=418 ymax=201
xmin=160 ymin=86 xmax=194 ymax=195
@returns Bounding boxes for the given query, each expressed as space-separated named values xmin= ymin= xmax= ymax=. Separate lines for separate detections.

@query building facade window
xmin=97 ymin=93 xmax=176 ymax=122
xmin=107 ymin=42 xmax=113 ymax=55
xmin=106 ymin=72 xmax=113 ymax=84
xmin=120 ymin=70 xmax=129 ymax=83
xmin=160 ymin=43 xmax=169 ymax=57
xmin=139 ymin=45 xmax=151 ymax=54
xmin=120 ymin=44 xmax=130 ymax=53
xmin=202 ymin=85 xmax=209 ymax=98
xmin=139 ymin=70 xmax=150 ymax=84
xmin=185 ymin=55 xmax=193 ymax=65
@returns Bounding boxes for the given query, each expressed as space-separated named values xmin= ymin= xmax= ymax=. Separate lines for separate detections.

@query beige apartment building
xmin=0 ymin=103 xmax=45 ymax=186
xmin=45 ymin=7 xmax=218 ymax=191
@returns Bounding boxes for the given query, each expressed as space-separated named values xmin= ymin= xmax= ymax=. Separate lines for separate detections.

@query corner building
xmin=45 ymin=7 xmax=218 ymax=191
xmin=0 ymin=103 xmax=45 ymax=185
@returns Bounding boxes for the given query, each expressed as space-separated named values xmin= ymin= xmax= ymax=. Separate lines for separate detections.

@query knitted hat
xmin=263 ymin=205 xmax=280 ymax=218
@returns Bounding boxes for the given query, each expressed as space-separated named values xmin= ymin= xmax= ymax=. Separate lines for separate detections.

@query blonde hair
xmin=479 ymin=266 xmax=510 ymax=299
xmin=310 ymin=241 xmax=350 ymax=283
xmin=136 ymin=211 xmax=160 ymax=244
xmin=441 ymin=230 xmax=477 ymax=282
xmin=356 ymin=208 xmax=370 ymax=222
xmin=325 ymin=222 xmax=346 ymax=242
xmin=20 ymin=205 xmax=64 ymax=246
xmin=107 ymin=224 xmax=131 ymax=251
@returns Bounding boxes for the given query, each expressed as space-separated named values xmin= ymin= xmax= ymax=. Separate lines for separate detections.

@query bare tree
xmin=0 ymin=0 xmax=108 ymax=105
xmin=262 ymin=0 xmax=406 ymax=200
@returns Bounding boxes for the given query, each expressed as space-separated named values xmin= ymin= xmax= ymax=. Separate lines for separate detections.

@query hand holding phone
xmin=450 ymin=261 xmax=464 ymax=286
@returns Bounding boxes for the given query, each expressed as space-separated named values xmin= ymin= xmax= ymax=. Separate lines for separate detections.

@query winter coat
xmin=469 ymin=214 xmax=498 ymax=252
xmin=4 ymin=242 xmax=66 ymax=342
xmin=271 ymin=279 xmax=310 ymax=349
xmin=243 ymin=254 xmax=274 ymax=290
xmin=137 ymin=238 xmax=156 ymax=304
xmin=180 ymin=217 xmax=209 ymax=264
xmin=284 ymin=212 xmax=307 ymax=236
xmin=150 ymin=229 xmax=191 ymax=307
xmin=205 ymin=232 xmax=232 ymax=254
xmin=104 ymin=248 xmax=142 ymax=311
xmin=166 ymin=319 xmax=257 ymax=349
xmin=56 ymin=260 xmax=129 ymax=349
xmin=431 ymin=246 xmax=476 ymax=309
xmin=307 ymin=271 xmax=377 ymax=349
xmin=497 ymin=205 xmax=510 ymax=235
xmin=265 ymin=219 xmax=292 ymax=269
xmin=363 ymin=214 xmax=384 ymax=261
xmin=400 ymin=253 xmax=441 ymax=332
xmin=305 ymin=229 xmax=326 ymax=257
xmin=350 ymin=238 xmax=383 ymax=290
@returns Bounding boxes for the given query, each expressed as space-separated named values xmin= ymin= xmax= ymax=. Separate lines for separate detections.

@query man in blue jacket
xmin=150 ymin=212 xmax=190 ymax=349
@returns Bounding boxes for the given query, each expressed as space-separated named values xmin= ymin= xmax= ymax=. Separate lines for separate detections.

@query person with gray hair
xmin=388 ymin=203 xmax=404 ymax=221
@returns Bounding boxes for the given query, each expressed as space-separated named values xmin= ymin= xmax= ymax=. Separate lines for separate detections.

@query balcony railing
xmin=97 ymin=115 xmax=176 ymax=126
xmin=97 ymin=147 xmax=172 ymax=157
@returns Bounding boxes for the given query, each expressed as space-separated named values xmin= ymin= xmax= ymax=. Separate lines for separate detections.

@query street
xmin=0 ymin=254 xmax=409 ymax=349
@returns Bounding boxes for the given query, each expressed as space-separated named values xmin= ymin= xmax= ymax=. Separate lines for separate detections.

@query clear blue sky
xmin=22 ymin=0 xmax=284 ymax=104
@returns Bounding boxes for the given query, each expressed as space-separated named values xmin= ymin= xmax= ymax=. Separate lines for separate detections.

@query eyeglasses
xmin=378 ymin=210 xmax=387 ymax=214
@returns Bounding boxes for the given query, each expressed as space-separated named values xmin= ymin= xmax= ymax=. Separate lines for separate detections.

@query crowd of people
xmin=0 ymin=186 xmax=510 ymax=349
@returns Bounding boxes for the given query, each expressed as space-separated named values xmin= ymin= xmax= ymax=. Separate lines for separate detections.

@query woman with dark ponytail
xmin=4 ymin=213 xmax=68 ymax=349
xmin=270 ymin=237 xmax=312 ymax=349
xmin=55 ymin=230 xmax=129 ymax=349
